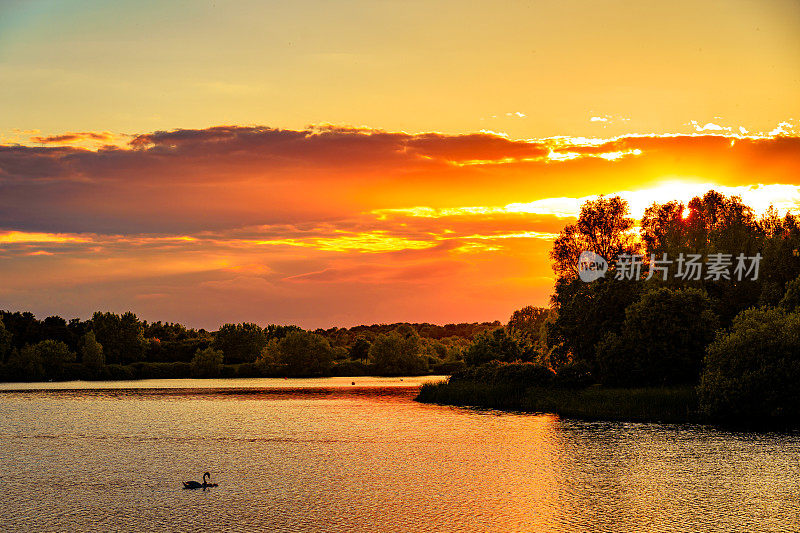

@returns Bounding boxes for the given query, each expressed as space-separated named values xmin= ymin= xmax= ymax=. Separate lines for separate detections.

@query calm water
xmin=0 ymin=376 xmax=798 ymax=532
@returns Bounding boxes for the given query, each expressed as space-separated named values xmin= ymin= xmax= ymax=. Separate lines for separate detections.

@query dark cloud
xmin=1 ymin=126 xmax=798 ymax=235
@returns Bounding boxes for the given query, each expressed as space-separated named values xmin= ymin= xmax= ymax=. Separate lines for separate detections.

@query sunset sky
xmin=1 ymin=0 xmax=799 ymax=329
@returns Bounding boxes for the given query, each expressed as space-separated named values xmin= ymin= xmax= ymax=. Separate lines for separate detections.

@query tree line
xmin=449 ymin=191 xmax=800 ymax=425
xmin=0 ymin=311 xmax=500 ymax=381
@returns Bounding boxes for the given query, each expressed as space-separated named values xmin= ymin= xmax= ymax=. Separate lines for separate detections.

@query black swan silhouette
xmin=183 ymin=472 xmax=218 ymax=489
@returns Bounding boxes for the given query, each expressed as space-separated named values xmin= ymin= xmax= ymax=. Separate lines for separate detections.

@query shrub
xmin=130 ymin=361 xmax=192 ymax=379
xmin=596 ymin=287 xmax=719 ymax=386
xmin=331 ymin=360 xmax=370 ymax=376
xmin=103 ymin=364 xmax=136 ymax=380
xmin=554 ymin=360 xmax=594 ymax=389
xmin=779 ymin=275 xmax=800 ymax=312
xmin=431 ymin=359 xmax=466 ymax=375
xmin=699 ymin=307 xmax=800 ymax=423
xmin=450 ymin=361 xmax=554 ymax=387
xmin=235 ymin=362 xmax=261 ymax=378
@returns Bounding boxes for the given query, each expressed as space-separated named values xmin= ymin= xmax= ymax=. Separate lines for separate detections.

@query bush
xmin=62 ymin=362 xmax=86 ymax=381
xmin=330 ymin=360 xmax=370 ymax=376
xmin=103 ymin=364 xmax=136 ymax=380
xmin=431 ymin=359 xmax=466 ymax=374
xmin=417 ymin=381 xmax=698 ymax=423
xmin=235 ymin=362 xmax=261 ymax=378
xmin=699 ymin=307 xmax=800 ymax=423
xmin=779 ymin=275 xmax=800 ymax=312
xmin=554 ymin=360 xmax=594 ymax=389
xmin=596 ymin=287 xmax=719 ymax=386
xmin=146 ymin=337 xmax=211 ymax=363
xmin=130 ymin=361 xmax=192 ymax=379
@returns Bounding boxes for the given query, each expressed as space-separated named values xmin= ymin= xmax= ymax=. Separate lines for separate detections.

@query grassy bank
xmin=416 ymin=380 xmax=699 ymax=424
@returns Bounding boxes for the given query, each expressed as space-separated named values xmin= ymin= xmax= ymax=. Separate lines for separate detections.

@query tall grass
xmin=416 ymin=380 xmax=699 ymax=423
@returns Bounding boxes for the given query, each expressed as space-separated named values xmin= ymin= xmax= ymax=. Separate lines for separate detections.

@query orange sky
xmin=0 ymin=1 xmax=798 ymax=328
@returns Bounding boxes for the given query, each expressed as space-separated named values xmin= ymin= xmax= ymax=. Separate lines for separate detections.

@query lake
xmin=0 ymin=376 xmax=798 ymax=532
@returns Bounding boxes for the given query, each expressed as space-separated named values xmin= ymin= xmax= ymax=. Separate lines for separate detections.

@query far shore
xmin=0 ymin=374 xmax=447 ymax=391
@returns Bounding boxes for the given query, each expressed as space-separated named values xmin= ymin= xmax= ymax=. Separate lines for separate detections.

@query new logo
xmin=577 ymin=251 xmax=608 ymax=282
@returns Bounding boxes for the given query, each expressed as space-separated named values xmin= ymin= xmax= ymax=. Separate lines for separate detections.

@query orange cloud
xmin=30 ymin=131 xmax=116 ymax=144
xmin=1 ymin=125 xmax=799 ymax=327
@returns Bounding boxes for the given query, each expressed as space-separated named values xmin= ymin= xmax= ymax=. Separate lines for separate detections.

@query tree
xmin=757 ymin=209 xmax=800 ymax=306
xmin=547 ymin=277 xmax=642 ymax=369
xmin=507 ymin=306 xmax=552 ymax=342
xmin=275 ymin=330 xmax=333 ymax=376
xmin=255 ymin=339 xmax=281 ymax=374
xmin=369 ymin=329 xmax=428 ymax=375
xmin=13 ymin=340 xmax=76 ymax=380
xmin=596 ymin=287 xmax=719 ymax=386
xmin=699 ymin=307 xmax=800 ymax=423
xmin=6 ymin=346 xmax=44 ymax=381
xmin=464 ymin=329 xmax=521 ymax=366
xmin=640 ymin=192 xmax=765 ymax=325
xmin=213 ymin=323 xmax=267 ymax=364
xmin=0 ymin=317 xmax=12 ymax=362
xmin=191 ymin=347 xmax=224 ymax=378
xmin=779 ymin=274 xmax=800 ymax=312
xmin=265 ymin=324 xmax=302 ymax=342
xmin=92 ymin=312 xmax=145 ymax=364
xmin=349 ymin=337 xmax=371 ymax=363
xmin=0 ymin=311 xmax=42 ymax=350
xmin=81 ymin=331 xmax=105 ymax=376
xmin=640 ymin=200 xmax=687 ymax=256
xmin=685 ymin=191 xmax=758 ymax=254
xmin=506 ymin=306 xmax=555 ymax=364
xmin=550 ymin=196 xmax=637 ymax=280
xmin=41 ymin=316 xmax=74 ymax=348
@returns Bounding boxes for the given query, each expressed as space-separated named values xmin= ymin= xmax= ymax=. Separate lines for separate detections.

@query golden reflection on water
xmin=0 ymin=378 xmax=798 ymax=532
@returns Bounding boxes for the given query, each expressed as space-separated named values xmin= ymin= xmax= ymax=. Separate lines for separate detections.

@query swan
xmin=182 ymin=472 xmax=218 ymax=489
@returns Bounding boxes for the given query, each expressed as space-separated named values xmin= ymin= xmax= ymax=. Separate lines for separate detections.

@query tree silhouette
xmin=550 ymin=196 xmax=638 ymax=280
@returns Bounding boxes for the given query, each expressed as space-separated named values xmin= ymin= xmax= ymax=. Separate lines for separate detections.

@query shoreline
xmin=415 ymin=380 xmax=702 ymax=425
xmin=415 ymin=380 xmax=800 ymax=431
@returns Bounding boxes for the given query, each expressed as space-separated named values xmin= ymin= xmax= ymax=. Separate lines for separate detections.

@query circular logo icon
xmin=577 ymin=251 xmax=608 ymax=282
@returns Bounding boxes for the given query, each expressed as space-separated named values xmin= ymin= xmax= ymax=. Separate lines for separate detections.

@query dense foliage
xmin=596 ymin=287 xmax=719 ymax=386
xmin=0 ymin=309 xmax=495 ymax=381
xmin=699 ymin=307 xmax=800 ymax=423
xmin=427 ymin=191 xmax=800 ymax=426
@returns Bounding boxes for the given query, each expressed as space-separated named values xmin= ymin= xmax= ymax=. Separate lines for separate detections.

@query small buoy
xmin=351 ymin=381 xmax=356 ymax=385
